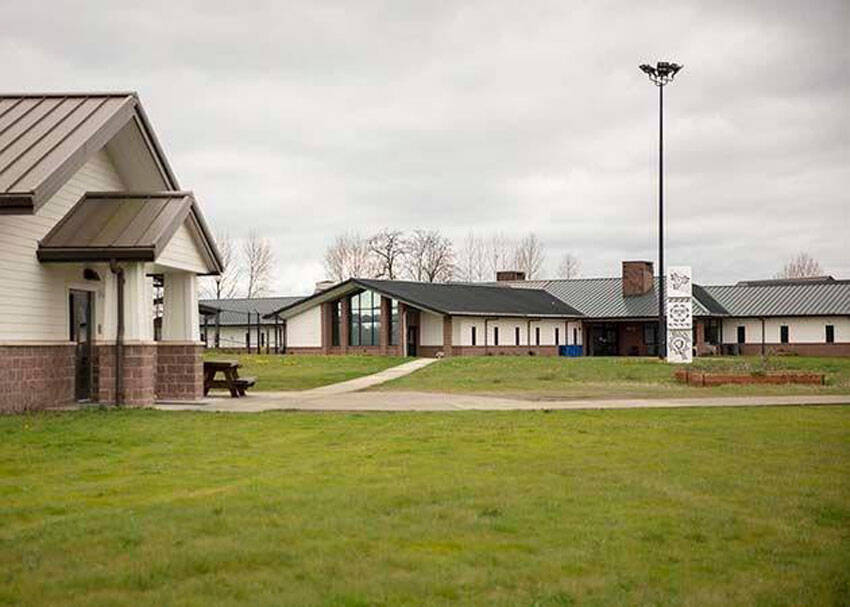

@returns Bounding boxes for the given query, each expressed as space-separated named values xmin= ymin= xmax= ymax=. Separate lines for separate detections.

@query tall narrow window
xmin=573 ymin=327 xmax=578 ymax=344
xmin=389 ymin=300 xmax=399 ymax=346
xmin=471 ymin=326 xmax=477 ymax=346
xmin=826 ymin=325 xmax=835 ymax=344
xmin=331 ymin=301 xmax=341 ymax=346
xmin=737 ymin=326 xmax=746 ymax=344
xmin=555 ymin=327 xmax=560 ymax=345
xmin=535 ymin=327 xmax=541 ymax=346
xmin=515 ymin=326 xmax=520 ymax=345
xmin=780 ymin=325 xmax=789 ymax=344
xmin=493 ymin=326 xmax=499 ymax=346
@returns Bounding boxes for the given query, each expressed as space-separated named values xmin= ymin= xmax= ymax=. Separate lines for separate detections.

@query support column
xmin=398 ymin=302 xmax=407 ymax=356
xmin=341 ymin=297 xmax=351 ymax=354
xmin=443 ymin=315 xmax=454 ymax=357
xmin=157 ymin=272 xmax=203 ymax=402
xmin=320 ymin=302 xmax=332 ymax=354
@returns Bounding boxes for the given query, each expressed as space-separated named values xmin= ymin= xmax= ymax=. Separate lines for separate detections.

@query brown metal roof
xmin=37 ymin=191 xmax=222 ymax=273
xmin=0 ymin=92 xmax=178 ymax=213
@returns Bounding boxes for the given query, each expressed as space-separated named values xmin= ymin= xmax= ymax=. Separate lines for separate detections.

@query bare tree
xmin=775 ymin=252 xmax=824 ymax=279
xmin=368 ymin=229 xmax=407 ymax=279
xmin=199 ymin=231 xmax=242 ymax=299
xmin=484 ymin=232 xmax=514 ymax=278
xmin=323 ymin=232 xmax=376 ymax=282
xmin=457 ymin=232 xmax=489 ymax=282
xmin=557 ymin=252 xmax=581 ymax=279
xmin=512 ymin=232 xmax=546 ymax=279
xmin=405 ymin=229 xmax=455 ymax=282
xmin=243 ymin=231 xmax=275 ymax=298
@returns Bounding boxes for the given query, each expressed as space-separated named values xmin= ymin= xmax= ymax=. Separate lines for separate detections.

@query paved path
xmin=154 ymin=389 xmax=850 ymax=414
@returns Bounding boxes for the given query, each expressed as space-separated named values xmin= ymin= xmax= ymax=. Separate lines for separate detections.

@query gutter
xmin=109 ymin=260 xmax=125 ymax=405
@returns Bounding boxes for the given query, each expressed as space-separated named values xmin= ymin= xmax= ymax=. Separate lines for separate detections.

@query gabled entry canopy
xmin=37 ymin=191 xmax=222 ymax=274
xmin=0 ymin=92 xmax=178 ymax=214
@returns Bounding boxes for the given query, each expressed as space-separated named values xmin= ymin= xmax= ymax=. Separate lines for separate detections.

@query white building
xmin=0 ymin=92 xmax=221 ymax=412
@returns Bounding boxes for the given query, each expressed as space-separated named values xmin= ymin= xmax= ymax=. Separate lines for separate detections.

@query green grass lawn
xmin=201 ymin=352 xmax=407 ymax=391
xmin=377 ymin=356 xmax=850 ymax=399
xmin=1 ymin=407 xmax=849 ymax=606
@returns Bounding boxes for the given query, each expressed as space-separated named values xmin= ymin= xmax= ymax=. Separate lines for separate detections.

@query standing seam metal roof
xmin=200 ymin=297 xmax=306 ymax=326
xmin=701 ymin=283 xmax=850 ymax=316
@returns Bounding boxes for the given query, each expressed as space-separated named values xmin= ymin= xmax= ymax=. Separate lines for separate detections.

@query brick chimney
xmin=496 ymin=270 xmax=526 ymax=282
xmin=622 ymin=261 xmax=654 ymax=297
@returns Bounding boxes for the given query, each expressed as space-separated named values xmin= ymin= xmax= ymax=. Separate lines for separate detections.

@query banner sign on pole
xmin=666 ymin=266 xmax=693 ymax=364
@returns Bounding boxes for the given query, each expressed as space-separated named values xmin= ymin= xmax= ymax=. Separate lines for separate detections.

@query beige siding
xmin=157 ymin=223 xmax=209 ymax=273
xmin=420 ymin=311 xmax=443 ymax=346
xmin=0 ymin=149 xmax=125 ymax=342
xmin=287 ymin=306 xmax=321 ymax=347
xmin=722 ymin=316 xmax=850 ymax=344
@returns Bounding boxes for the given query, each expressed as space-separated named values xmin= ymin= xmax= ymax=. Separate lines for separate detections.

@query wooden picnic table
xmin=203 ymin=360 xmax=256 ymax=397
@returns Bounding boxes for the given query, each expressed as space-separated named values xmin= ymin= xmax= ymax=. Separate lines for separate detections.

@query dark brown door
xmin=406 ymin=325 xmax=417 ymax=357
xmin=69 ymin=290 xmax=93 ymax=401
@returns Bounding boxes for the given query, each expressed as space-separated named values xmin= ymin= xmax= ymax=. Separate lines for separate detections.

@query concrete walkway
xmin=154 ymin=387 xmax=850 ymax=414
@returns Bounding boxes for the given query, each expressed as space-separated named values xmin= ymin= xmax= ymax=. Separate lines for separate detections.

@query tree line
xmin=200 ymin=230 xmax=276 ymax=299
xmin=323 ymin=229 xmax=582 ymax=283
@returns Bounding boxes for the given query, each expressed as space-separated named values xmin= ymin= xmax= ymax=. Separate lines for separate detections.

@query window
xmin=644 ymin=324 xmax=657 ymax=345
xmin=737 ymin=326 xmax=746 ymax=344
xmin=349 ymin=290 xmax=381 ymax=346
xmin=493 ymin=326 xmax=499 ymax=346
xmin=389 ymin=300 xmax=399 ymax=346
xmin=555 ymin=327 xmax=560 ymax=345
xmin=535 ymin=327 xmax=541 ymax=346
xmin=471 ymin=326 xmax=477 ymax=346
xmin=826 ymin=325 xmax=835 ymax=344
xmin=573 ymin=328 xmax=578 ymax=344
xmin=331 ymin=301 xmax=341 ymax=346
xmin=780 ymin=325 xmax=789 ymax=344
xmin=515 ymin=326 xmax=520 ymax=345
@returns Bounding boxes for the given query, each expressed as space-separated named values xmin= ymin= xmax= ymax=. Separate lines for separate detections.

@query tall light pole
xmin=639 ymin=61 xmax=683 ymax=359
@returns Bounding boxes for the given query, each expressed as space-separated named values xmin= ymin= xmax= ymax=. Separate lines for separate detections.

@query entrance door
xmin=590 ymin=323 xmax=618 ymax=356
xmin=406 ymin=324 xmax=418 ymax=357
xmin=69 ymin=290 xmax=93 ymax=401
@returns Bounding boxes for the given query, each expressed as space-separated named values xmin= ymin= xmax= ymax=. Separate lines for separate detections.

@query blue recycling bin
xmin=559 ymin=345 xmax=583 ymax=357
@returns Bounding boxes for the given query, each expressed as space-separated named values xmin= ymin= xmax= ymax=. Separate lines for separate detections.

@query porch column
xmin=162 ymin=272 xmax=200 ymax=342
xmin=123 ymin=262 xmax=154 ymax=342
xmin=320 ymin=302 xmax=332 ymax=354
xmin=340 ymin=297 xmax=351 ymax=354
xmin=443 ymin=315 xmax=453 ymax=357
xmin=694 ymin=319 xmax=706 ymax=356
xmin=398 ymin=302 xmax=407 ymax=356
xmin=379 ymin=296 xmax=391 ymax=355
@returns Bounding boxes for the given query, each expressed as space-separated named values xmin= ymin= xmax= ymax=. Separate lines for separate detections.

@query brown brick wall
xmin=447 ymin=345 xmax=560 ymax=357
xmin=0 ymin=345 xmax=75 ymax=413
xmin=156 ymin=344 xmax=203 ymax=401
xmin=737 ymin=343 xmax=850 ymax=357
xmin=94 ymin=344 xmax=157 ymax=406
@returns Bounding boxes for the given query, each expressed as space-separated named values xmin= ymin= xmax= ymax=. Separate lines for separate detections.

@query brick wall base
xmin=736 ymin=343 xmax=850 ymax=357
xmin=94 ymin=344 xmax=157 ymax=406
xmin=0 ymin=345 xmax=75 ymax=413
xmin=156 ymin=344 xmax=203 ymax=401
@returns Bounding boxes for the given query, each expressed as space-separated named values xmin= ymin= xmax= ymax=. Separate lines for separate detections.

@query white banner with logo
xmin=666 ymin=266 xmax=693 ymax=364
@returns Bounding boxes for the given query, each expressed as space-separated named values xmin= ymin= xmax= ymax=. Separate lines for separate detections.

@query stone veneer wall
xmin=93 ymin=344 xmax=157 ymax=406
xmin=156 ymin=344 xmax=203 ymax=401
xmin=0 ymin=345 xmax=75 ymax=413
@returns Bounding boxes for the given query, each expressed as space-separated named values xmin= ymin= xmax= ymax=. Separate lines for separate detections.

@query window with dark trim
xmin=331 ymin=301 xmax=341 ymax=346
xmin=780 ymin=325 xmax=789 ymax=344
xmin=555 ymin=327 xmax=560 ymax=345
xmin=535 ymin=327 xmax=541 ymax=346
xmin=826 ymin=325 xmax=835 ymax=344
xmin=644 ymin=324 xmax=657 ymax=345
xmin=389 ymin=300 xmax=399 ymax=346
xmin=349 ymin=290 xmax=381 ymax=346
xmin=515 ymin=326 xmax=520 ymax=345
xmin=493 ymin=326 xmax=499 ymax=346
xmin=471 ymin=325 xmax=477 ymax=346
xmin=573 ymin=327 xmax=578 ymax=344
xmin=737 ymin=326 xmax=746 ymax=344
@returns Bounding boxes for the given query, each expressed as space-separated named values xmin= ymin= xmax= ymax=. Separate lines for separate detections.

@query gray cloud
xmin=2 ymin=0 xmax=847 ymax=293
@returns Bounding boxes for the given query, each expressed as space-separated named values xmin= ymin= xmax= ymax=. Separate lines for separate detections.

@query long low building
xmin=264 ymin=261 xmax=850 ymax=357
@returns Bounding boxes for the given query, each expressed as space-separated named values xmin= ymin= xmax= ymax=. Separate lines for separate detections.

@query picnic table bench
xmin=203 ymin=360 xmax=256 ymax=397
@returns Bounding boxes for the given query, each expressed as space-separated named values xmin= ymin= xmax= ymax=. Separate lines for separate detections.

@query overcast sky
xmin=3 ymin=0 xmax=848 ymax=294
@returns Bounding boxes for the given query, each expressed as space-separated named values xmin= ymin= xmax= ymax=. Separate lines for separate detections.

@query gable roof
xmin=701 ymin=282 xmax=850 ymax=317
xmin=200 ymin=296 xmax=306 ymax=326
xmin=0 ymin=92 xmax=178 ymax=213
xmin=515 ymin=277 xmax=713 ymax=318
xmin=37 ymin=191 xmax=222 ymax=273
xmin=267 ymin=278 xmax=583 ymax=319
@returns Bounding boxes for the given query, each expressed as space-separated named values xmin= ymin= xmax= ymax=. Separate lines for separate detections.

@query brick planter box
xmin=675 ymin=369 xmax=825 ymax=386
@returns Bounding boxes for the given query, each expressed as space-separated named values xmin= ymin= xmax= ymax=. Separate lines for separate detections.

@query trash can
xmin=566 ymin=345 xmax=583 ymax=357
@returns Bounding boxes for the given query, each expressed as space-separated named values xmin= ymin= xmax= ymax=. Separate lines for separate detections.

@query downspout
xmin=109 ymin=260 xmax=124 ymax=406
